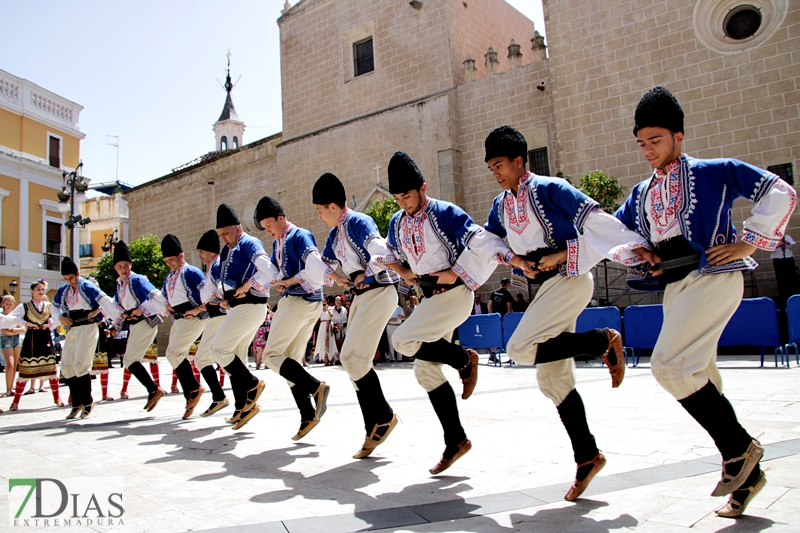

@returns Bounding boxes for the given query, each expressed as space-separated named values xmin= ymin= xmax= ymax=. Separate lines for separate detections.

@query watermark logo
xmin=8 ymin=477 xmax=124 ymax=528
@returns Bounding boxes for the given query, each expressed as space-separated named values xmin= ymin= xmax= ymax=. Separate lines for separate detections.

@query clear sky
xmin=3 ymin=0 xmax=544 ymax=188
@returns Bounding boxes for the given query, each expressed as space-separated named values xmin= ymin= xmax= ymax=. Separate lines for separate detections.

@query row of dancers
xmin=1 ymin=86 xmax=793 ymax=518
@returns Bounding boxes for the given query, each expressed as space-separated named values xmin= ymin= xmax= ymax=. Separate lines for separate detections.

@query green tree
xmin=558 ymin=170 xmax=627 ymax=213
xmin=579 ymin=171 xmax=627 ymax=213
xmin=364 ymin=196 xmax=400 ymax=237
xmin=93 ymin=234 xmax=170 ymax=296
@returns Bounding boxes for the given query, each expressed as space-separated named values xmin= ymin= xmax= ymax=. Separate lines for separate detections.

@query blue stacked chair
xmin=622 ymin=304 xmax=664 ymax=367
xmin=499 ymin=312 xmax=525 ymax=366
xmin=719 ymin=297 xmax=781 ymax=367
xmin=457 ymin=313 xmax=504 ymax=364
xmin=777 ymin=295 xmax=800 ymax=367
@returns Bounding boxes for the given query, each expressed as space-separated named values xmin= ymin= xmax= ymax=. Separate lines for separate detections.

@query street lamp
xmin=101 ymin=229 xmax=119 ymax=253
xmin=57 ymin=162 xmax=91 ymax=260
xmin=9 ymin=280 xmax=18 ymax=296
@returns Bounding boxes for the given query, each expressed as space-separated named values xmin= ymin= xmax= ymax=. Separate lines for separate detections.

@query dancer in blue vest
xmin=159 ymin=234 xmax=207 ymax=419
xmin=375 ymin=151 xmax=482 ymax=475
xmin=253 ymin=196 xmax=331 ymax=441
xmin=314 ymin=172 xmax=400 ymax=458
xmin=191 ymin=229 xmax=235 ymax=417
xmin=615 ymin=86 xmax=797 ymax=517
xmin=51 ymin=257 xmax=120 ymax=419
xmin=460 ymin=125 xmax=650 ymax=500
xmin=112 ymin=241 xmax=167 ymax=412
xmin=207 ymin=204 xmax=268 ymax=430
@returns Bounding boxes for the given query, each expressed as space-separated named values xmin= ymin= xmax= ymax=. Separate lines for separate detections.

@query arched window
xmin=233 ymin=136 xmax=239 ymax=149
xmin=220 ymin=136 xmax=228 ymax=151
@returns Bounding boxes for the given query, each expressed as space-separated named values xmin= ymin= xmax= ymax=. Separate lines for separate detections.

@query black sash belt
xmin=68 ymin=309 xmax=94 ymax=327
xmin=348 ymin=271 xmax=385 ymax=296
xmin=223 ymin=290 xmax=268 ymax=308
xmin=415 ymin=275 xmax=464 ymax=299
xmin=170 ymin=302 xmax=197 ymax=320
xmin=206 ymin=303 xmax=226 ymax=318
xmin=521 ymin=247 xmax=565 ymax=285
xmin=653 ymin=237 xmax=701 ymax=284
xmin=124 ymin=308 xmax=162 ymax=328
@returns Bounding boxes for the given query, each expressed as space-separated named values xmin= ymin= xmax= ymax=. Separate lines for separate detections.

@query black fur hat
xmin=160 ymin=234 xmax=182 ymax=257
xmin=196 ymin=230 xmax=221 ymax=254
xmin=388 ymin=151 xmax=425 ymax=194
xmin=313 ymin=173 xmax=347 ymax=206
xmin=633 ymin=86 xmax=684 ymax=136
xmin=216 ymin=204 xmax=241 ymax=229
xmin=254 ymin=196 xmax=284 ymax=230
xmin=484 ymin=125 xmax=528 ymax=163
xmin=60 ymin=256 xmax=78 ymax=276
xmin=113 ymin=240 xmax=132 ymax=265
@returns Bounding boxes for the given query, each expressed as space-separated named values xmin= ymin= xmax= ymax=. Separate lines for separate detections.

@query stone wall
xmin=125 ymin=134 xmax=281 ymax=268
xmin=279 ymin=0 xmax=454 ymax=139
xmin=445 ymin=0 xmax=536 ymax=85
xmin=275 ymin=93 xmax=455 ymax=240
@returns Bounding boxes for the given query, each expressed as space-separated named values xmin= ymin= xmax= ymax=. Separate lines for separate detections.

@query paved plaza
xmin=1 ymin=355 xmax=799 ymax=533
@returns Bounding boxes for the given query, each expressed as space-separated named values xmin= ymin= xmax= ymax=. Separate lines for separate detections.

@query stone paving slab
xmin=0 ymin=355 xmax=797 ymax=532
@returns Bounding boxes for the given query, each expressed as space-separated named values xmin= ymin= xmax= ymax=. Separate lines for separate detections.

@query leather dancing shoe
xmin=430 ymin=439 xmax=472 ymax=475
xmin=565 ymin=452 xmax=606 ymax=501
xmin=712 ymin=439 xmax=764 ymax=497
xmin=458 ymin=350 xmax=479 ymax=400
xmin=601 ymin=329 xmax=625 ymax=388
xmin=182 ymin=386 xmax=206 ymax=419
xmin=715 ymin=470 xmax=766 ymax=518
xmin=353 ymin=414 xmax=398 ymax=459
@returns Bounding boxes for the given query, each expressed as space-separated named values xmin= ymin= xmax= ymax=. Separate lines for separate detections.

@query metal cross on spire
xmin=224 ymin=49 xmax=233 ymax=93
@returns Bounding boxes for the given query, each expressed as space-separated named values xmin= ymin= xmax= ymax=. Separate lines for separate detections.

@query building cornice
xmin=0 ymin=68 xmax=83 ymax=136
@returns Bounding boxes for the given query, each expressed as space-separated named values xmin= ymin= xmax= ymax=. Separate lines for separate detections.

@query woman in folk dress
xmin=313 ymin=302 xmax=338 ymax=365
xmin=7 ymin=281 xmax=63 ymax=410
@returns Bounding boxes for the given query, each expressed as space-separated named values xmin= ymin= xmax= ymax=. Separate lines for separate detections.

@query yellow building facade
xmin=0 ymin=68 xmax=84 ymax=302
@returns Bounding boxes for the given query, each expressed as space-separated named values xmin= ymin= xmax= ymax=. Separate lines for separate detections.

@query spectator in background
xmin=313 ymin=302 xmax=338 ymax=366
xmin=488 ymin=278 xmax=514 ymax=316
xmin=385 ymin=305 xmax=406 ymax=362
xmin=513 ymin=293 xmax=528 ymax=312
xmin=2 ymin=295 xmax=24 ymax=397
xmin=772 ymin=234 xmax=799 ymax=310
xmin=406 ymin=294 xmax=418 ymax=316
xmin=472 ymin=293 xmax=488 ymax=315
xmin=253 ymin=307 xmax=273 ymax=370
xmin=330 ymin=295 xmax=348 ymax=356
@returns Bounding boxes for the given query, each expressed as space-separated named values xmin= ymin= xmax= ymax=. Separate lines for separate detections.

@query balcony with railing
xmin=43 ymin=252 xmax=64 ymax=272
xmin=0 ymin=246 xmax=5 ymax=266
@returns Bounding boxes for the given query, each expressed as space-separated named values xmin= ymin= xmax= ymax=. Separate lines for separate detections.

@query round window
xmin=723 ymin=5 xmax=762 ymax=39
xmin=693 ymin=0 xmax=788 ymax=54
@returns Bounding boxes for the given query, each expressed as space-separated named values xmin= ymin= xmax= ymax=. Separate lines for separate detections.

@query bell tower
xmin=213 ymin=51 xmax=245 ymax=151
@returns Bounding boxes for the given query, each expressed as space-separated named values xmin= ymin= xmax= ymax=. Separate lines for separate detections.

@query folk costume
xmin=255 ymin=196 xmax=331 ymax=441
xmin=615 ymin=86 xmax=797 ymax=517
xmin=194 ymin=229 xmax=238 ymax=417
xmin=374 ymin=151 xmax=482 ymax=474
xmin=159 ymin=234 xmax=207 ymax=419
xmin=312 ymin=306 xmax=337 ymax=365
xmin=329 ymin=303 xmax=348 ymax=351
xmin=465 ymin=125 xmax=649 ymax=499
xmin=205 ymin=204 xmax=268 ymax=430
xmin=6 ymin=298 xmax=63 ymax=410
xmin=316 ymin=172 xmax=400 ymax=458
xmin=113 ymin=241 xmax=167 ymax=412
xmin=51 ymin=257 xmax=120 ymax=419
